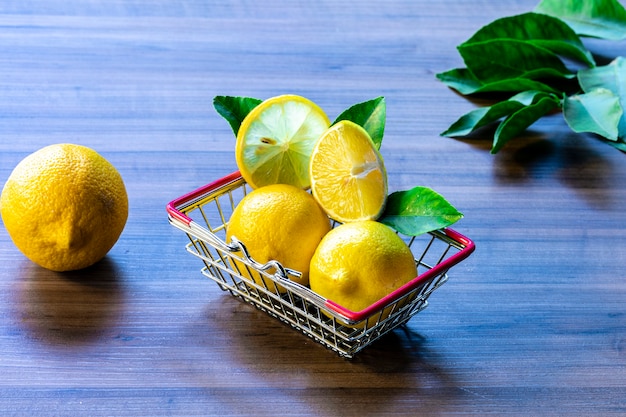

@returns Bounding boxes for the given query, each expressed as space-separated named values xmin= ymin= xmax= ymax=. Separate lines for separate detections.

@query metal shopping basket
xmin=166 ymin=171 xmax=475 ymax=358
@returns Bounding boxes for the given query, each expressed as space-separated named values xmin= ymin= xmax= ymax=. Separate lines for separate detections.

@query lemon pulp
xmin=236 ymin=94 xmax=330 ymax=189
xmin=309 ymin=120 xmax=388 ymax=222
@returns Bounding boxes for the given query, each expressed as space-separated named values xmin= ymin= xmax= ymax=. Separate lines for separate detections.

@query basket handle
xmin=227 ymin=236 xmax=303 ymax=281
xmin=168 ymin=212 xmax=309 ymax=284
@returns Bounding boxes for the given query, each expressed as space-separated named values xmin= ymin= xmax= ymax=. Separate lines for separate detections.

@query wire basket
xmin=167 ymin=172 xmax=475 ymax=359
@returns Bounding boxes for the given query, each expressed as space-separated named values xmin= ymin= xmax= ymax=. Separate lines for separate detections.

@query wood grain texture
xmin=1 ymin=1 xmax=626 ymax=415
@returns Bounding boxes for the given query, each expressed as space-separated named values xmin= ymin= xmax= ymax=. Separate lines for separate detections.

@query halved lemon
xmin=235 ymin=94 xmax=330 ymax=189
xmin=309 ymin=120 xmax=388 ymax=222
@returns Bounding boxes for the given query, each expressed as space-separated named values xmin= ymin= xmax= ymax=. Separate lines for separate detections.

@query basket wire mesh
xmin=167 ymin=172 xmax=474 ymax=358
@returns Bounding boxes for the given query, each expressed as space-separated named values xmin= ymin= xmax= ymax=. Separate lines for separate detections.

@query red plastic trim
xmin=166 ymin=171 xmax=242 ymax=226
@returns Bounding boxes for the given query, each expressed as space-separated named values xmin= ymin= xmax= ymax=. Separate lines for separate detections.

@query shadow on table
xmin=497 ymin=133 xmax=617 ymax=209
xmin=13 ymin=257 xmax=126 ymax=348
xmin=197 ymin=297 xmax=461 ymax=413
xmin=457 ymin=127 xmax=618 ymax=210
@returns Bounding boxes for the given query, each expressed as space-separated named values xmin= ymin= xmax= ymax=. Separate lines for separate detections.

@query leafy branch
xmin=437 ymin=0 xmax=626 ymax=153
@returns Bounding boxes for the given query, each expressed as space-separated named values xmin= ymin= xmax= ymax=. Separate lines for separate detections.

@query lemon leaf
xmin=464 ymin=12 xmax=595 ymax=67
xmin=458 ymin=39 xmax=574 ymax=84
xmin=442 ymin=90 xmax=556 ymax=137
xmin=436 ymin=68 xmax=562 ymax=95
xmin=213 ymin=95 xmax=262 ymax=136
xmin=491 ymin=94 xmax=561 ymax=153
xmin=577 ymin=56 xmax=626 ymax=138
xmin=535 ymin=0 xmax=626 ymax=40
xmin=563 ymin=88 xmax=623 ymax=141
xmin=379 ymin=187 xmax=463 ymax=236
xmin=332 ymin=97 xmax=386 ymax=149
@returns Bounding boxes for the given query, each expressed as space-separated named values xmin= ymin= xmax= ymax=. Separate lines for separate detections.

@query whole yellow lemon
xmin=309 ymin=220 xmax=417 ymax=316
xmin=226 ymin=183 xmax=331 ymax=292
xmin=0 ymin=143 xmax=128 ymax=271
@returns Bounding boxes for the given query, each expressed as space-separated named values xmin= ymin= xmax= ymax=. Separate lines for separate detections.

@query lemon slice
xmin=309 ymin=120 xmax=388 ymax=222
xmin=235 ymin=94 xmax=330 ymax=189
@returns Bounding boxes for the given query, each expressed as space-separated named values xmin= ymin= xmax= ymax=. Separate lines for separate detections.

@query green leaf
xmin=605 ymin=140 xmax=626 ymax=151
xmin=465 ymin=12 xmax=595 ymax=66
xmin=379 ymin=187 xmax=463 ymax=236
xmin=333 ymin=97 xmax=386 ymax=149
xmin=213 ymin=96 xmax=262 ymax=137
xmin=458 ymin=39 xmax=574 ymax=84
xmin=436 ymin=68 xmax=562 ymax=95
xmin=577 ymin=57 xmax=626 ymax=137
xmin=563 ymin=88 xmax=623 ymax=141
xmin=579 ymin=57 xmax=626 ymax=94
xmin=535 ymin=0 xmax=626 ymax=40
xmin=442 ymin=91 xmax=557 ymax=137
xmin=491 ymin=95 xmax=561 ymax=153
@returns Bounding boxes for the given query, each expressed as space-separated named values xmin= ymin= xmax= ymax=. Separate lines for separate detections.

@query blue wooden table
xmin=1 ymin=1 xmax=625 ymax=415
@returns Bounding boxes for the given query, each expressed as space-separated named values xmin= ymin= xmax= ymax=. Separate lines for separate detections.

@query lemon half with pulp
xmin=309 ymin=120 xmax=388 ymax=222
xmin=235 ymin=94 xmax=330 ymax=189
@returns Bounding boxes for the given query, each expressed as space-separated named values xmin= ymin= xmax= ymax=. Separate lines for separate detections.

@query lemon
xmin=236 ymin=94 xmax=330 ymax=190
xmin=309 ymin=120 xmax=388 ymax=223
xmin=226 ymin=183 xmax=331 ymax=292
xmin=0 ymin=143 xmax=128 ymax=272
xmin=309 ymin=220 xmax=417 ymax=318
